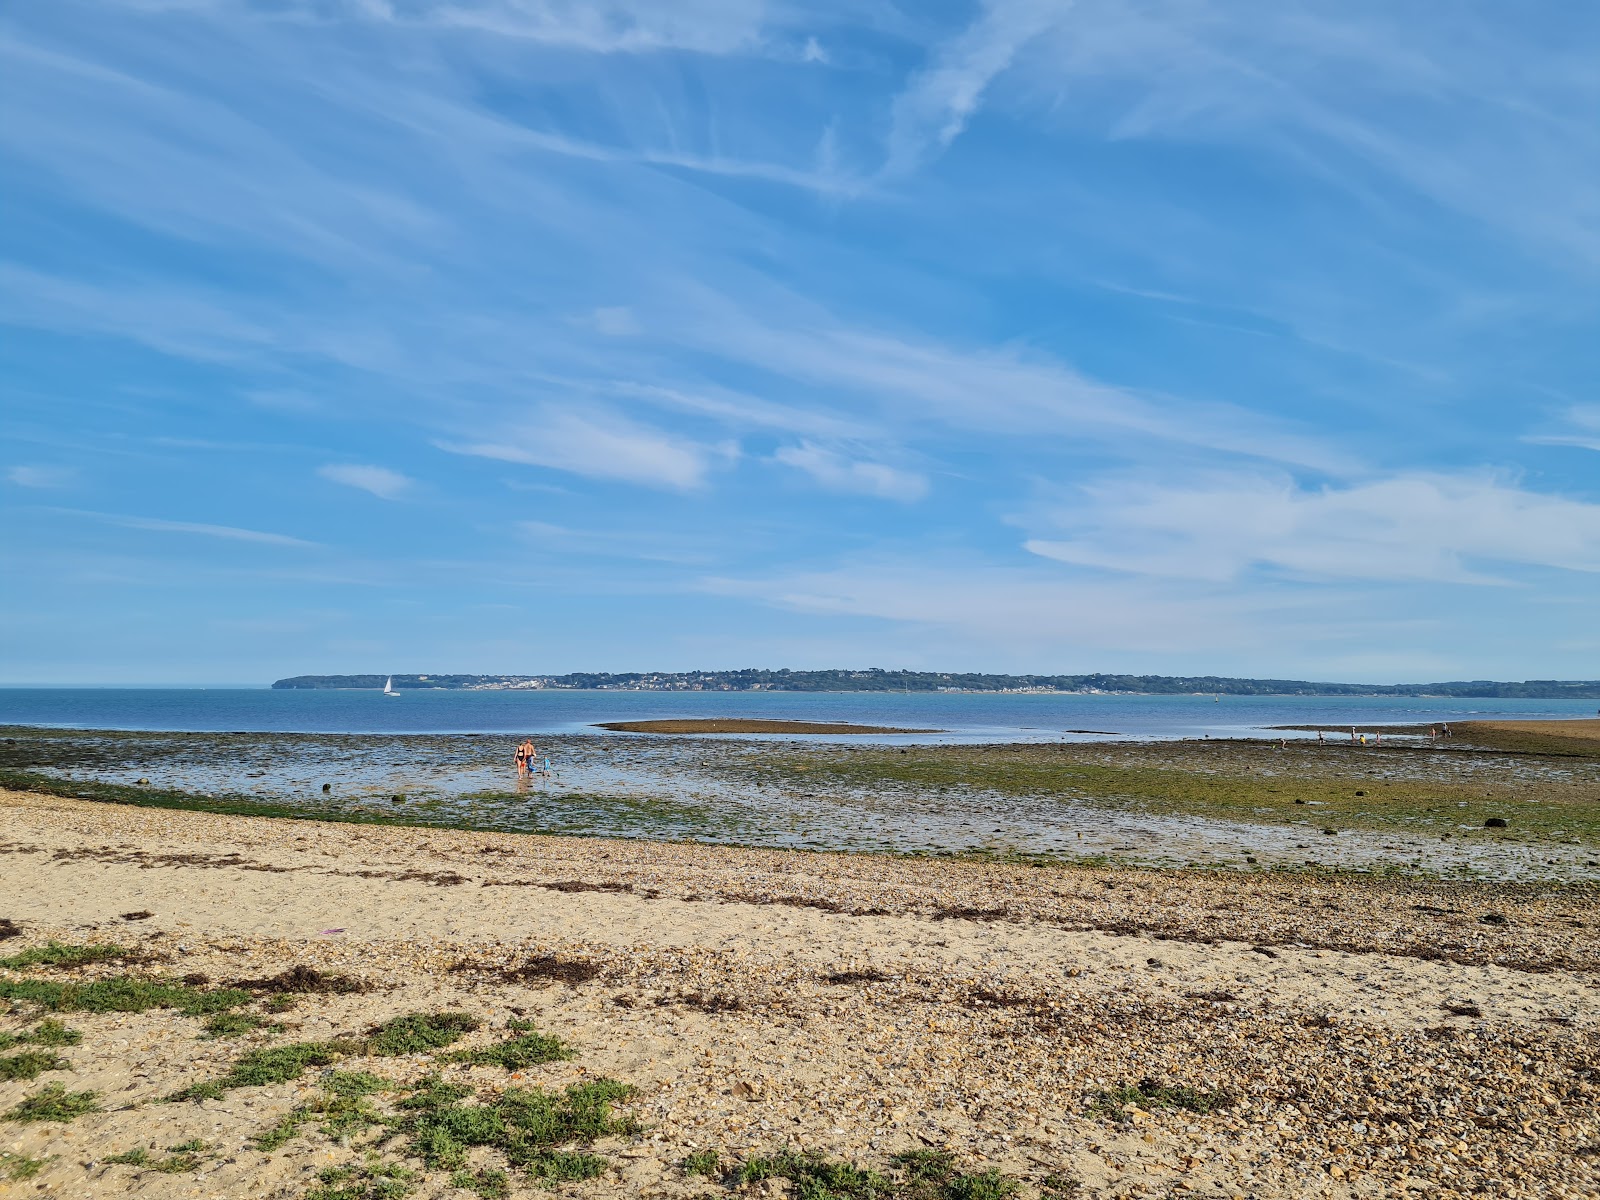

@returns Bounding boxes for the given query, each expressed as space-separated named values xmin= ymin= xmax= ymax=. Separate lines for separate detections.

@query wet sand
xmin=1 ymin=785 xmax=1596 ymax=1199
xmin=5 ymin=726 xmax=1599 ymax=880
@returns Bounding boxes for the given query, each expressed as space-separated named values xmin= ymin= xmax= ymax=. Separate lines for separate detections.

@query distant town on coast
xmin=271 ymin=669 xmax=1600 ymax=699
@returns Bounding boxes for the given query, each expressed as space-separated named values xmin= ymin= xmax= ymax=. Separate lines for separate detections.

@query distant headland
xmin=270 ymin=669 xmax=1600 ymax=699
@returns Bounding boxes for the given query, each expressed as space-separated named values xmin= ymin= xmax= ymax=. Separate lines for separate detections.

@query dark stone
xmin=1322 ymin=828 xmax=1337 ymax=835
xmin=1354 ymin=790 xmax=1366 ymax=797
xmin=1484 ymin=817 xmax=1508 ymax=828
xmin=1479 ymin=912 xmax=1509 ymax=925
xmin=322 ymin=783 xmax=332 ymax=793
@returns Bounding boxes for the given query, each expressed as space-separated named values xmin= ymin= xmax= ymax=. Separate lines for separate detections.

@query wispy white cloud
xmin=318 ymin=463 xmax=413 ymax=500
xmin=702 ymin=557 xmax=1349 ymax=658
xmin=438 ymin=408 xmax=728 ymax=490
xmin=681 ymin=305 xmax=1354 ymax=472
xmin=6 ymin=465 xmax=76 ymax=489
xmin=883 ymin=0 xmax=1060 ymax=176
xmin=1524 ymin=405 xmax=1600 ymax=453
xmin=1022 ymin=472 xmax=1600 ymax=584
xmin=772 ymin=442 xmax=928 ymax=502
xmin=47 ymin=508 xmax=319 ymax=547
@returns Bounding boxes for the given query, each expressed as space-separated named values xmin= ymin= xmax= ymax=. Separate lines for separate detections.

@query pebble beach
xmin=2 ymin=784 xmax=1596 ymax=1199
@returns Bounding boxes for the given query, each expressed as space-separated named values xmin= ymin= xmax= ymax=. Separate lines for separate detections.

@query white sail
xmin=383 ymin=675 xmax=399 ymax=696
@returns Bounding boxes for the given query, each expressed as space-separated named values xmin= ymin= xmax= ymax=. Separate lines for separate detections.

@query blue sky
xmin=3 ymin=1 xmax=1599 ymax=685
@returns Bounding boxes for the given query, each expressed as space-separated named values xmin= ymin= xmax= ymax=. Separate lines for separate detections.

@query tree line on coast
xmin=270 ymin=669 xmax=1600 ymax=699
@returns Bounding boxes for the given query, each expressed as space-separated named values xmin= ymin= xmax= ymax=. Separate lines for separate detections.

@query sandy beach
xmin=2 ymin=784 xmax=1596 ymax=1199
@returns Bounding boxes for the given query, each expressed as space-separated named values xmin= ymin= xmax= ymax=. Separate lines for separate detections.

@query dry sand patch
xmin=1 ymin=787 xmax=1596 ymax=1199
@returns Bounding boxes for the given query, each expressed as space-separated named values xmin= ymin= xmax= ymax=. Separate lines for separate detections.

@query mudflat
xmin=1453 ymin=718 xmax=1600 ymax=755
xmin=1 ymin=785 xmax=1596 ymax=1199
xmin=593 ymin=719 xmax=938 ymax=734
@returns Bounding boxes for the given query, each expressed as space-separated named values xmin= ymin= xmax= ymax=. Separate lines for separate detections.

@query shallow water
xmin=2 ymin=687 xmax=1595 ymax=739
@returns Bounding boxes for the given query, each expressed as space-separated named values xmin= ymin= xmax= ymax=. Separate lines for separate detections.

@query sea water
xmin=0 ymin=686 xmax=1593 ymax=740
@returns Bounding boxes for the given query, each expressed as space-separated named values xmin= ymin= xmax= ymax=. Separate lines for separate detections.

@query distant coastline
xmin=271 ymin=669 xmax=1600 ymax=700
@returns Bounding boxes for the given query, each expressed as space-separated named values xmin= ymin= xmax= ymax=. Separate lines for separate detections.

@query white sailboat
xmin=383 ymin=676 xmax=400 ymax=697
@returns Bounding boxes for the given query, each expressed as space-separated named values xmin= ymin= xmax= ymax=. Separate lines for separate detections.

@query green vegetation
xmin=306 ymin=1155 xmax=416 ymax=1200
xmin=0 ymin=1049 xmax=69 ymax=1082
xmin=724 ymin=1148 xmax=1023 ymax=1200
xmin=202 ymin=1010 xmax=278 ymax=1038
xmin=683 ymin=1148 xmax=1036 ymax=1199
xmin=255 ymin=1072 xmax=393 ymax=1150
xmin=179 ymin=1013 xmax=481 ymax=1103
xmin=396 ymin=1073 xmax=635 ymax=1177
xmin=0 ymin=1018 xmax=81 ymax=1052
xmin=173 ymin=1038 xmax=363 ymax=1101
xmin=684 ymin=1149 xmax=721 ymax=1176
xmin=0 ymin=973 xmax=252 ymax=1016
xmin=446 ymin=1021 xmax=572 ymax=1070
xmin=0 ymin=1150 xmax=50 ymax=1181
xmin=366 ymin=1011 xmax=480 ymax=1057
xmin=0 ymin=942 xmax=132 ymax=970
xmin=751 ymin=742 xmax=1600 ymax=843
xmin=103 ymin=1142 xmax=210 ymax=1173
xmin=449 ymin=1167 xmax=510 ymax=1198
xmin=1039 ymin=1177 xmax=1081 ymax=1197
xmin=25 ymin=1018 xmax=82 ymax=1047
xmin=0 ymin=767 xmax=424 ymax=832
xmin=1088 ymin=1079 xmax=1235 ymax=1120
xmin=4 ymin=1082 xmax=100 ymax=1123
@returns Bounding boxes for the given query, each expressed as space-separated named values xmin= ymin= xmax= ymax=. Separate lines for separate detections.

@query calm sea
xmin=0 ymin=687 xmax=1593 ymax=741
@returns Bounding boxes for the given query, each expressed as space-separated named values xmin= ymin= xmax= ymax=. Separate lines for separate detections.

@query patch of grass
xmin=0 ymin=974 xmax=252 ymax=1017
xmin=523 ymin=1149 xmax=609 ymax=1181
xmin=1 ymin=1150 xmax=50 ymax=1181
xmin=1088 ymin=1078 xmax=1235 ymax=1120
xmin=943 ymin=1170 xmax=1019 ymax=1200
xmin=104 ymin=1143 xmax=209 ymax=1173
xmin=702 ymin=1148 xmax=1030 ymax=1200
xmin=4 ymin=1082 xmax=100 ymax=1123
xmin=201 ymin=1010 xmax=278 ymax=1038
xmin=739 ymin=1149 xmax=890 ymax=1197
xmin=0 ymin=1049 xmax=70 ymax=1082
xmin=0 ymin=1018 xmax=81 ymax=1056
xmin=446 ymin=1022 xmax=573 ymax=1071
xmin=27 ymin=1018 xmax=82 ymax=1047
xmin=683 ymin=1149 xmax=721 ymax=1177
xmin=254 ymin=1072 xmax=395 ymax=1150
xmin=307 ymin=1155 xmax=417 ymax=1200
xmin=890 ymin=1149 xmax=955 ymax=1181
xmin=449 ymin=1167 xmax=510 ymax=1198
xmin=264 ymin=993 xmax=298 ymax=1012
xmin=0 ymin=942 xmax=132 ymax=970
xmin=1039 ymin=1176 xmax=1081 ymax=1197
xmin=173 ymin=1038 xmax=363 ymax=1101
xmin=398 ymin=1074 xmax=636 ymax=1174
xmin=366 ymin=1012 xmax=481 ymax=1057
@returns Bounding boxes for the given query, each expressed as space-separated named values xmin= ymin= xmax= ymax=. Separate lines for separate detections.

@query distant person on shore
xmin=515 ymin=737 xmax=537 ymax=776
